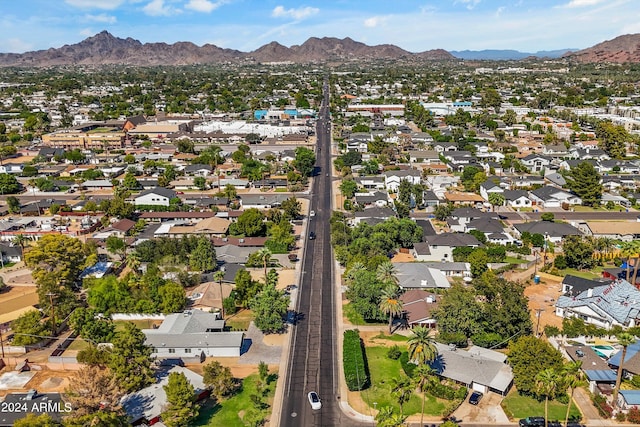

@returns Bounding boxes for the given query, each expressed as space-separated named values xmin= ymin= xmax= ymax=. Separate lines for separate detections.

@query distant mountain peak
xmin=564 ymin=33 xmax=640 ymax=63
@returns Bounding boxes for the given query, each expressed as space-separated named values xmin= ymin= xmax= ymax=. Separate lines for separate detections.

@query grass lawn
xmin=192 ymin=373 xmax=277 ymax=426
xmin=371 ymin=332 xmax=409 ymax=342
xmin=572 ymin=205 xmax=627 ymax=212
xmin=504 ymin=256 xmax=526 ymax=264
xmin=343 ymin=303 xmax=386 ymax=326
xmin=552 ymin=267 xmax=604 ymax=280
xmin=225 ymin=309 xmax=254 ymax=331
xmin=113 ymin=319 xmax=161 ymax=332
xmin=502 ymin=392 xmax=582 ymax=421
xmin=66 ymin=337 xmax=90 ymax=352
xmin=361 ymin=346 xmax=445 ymax=417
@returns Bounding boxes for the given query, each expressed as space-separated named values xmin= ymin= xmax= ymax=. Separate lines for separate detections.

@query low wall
xmin=111 ymin=313 xmax=166 ymax=321
xmin=48 ymin=356 xmax=78 ymax=364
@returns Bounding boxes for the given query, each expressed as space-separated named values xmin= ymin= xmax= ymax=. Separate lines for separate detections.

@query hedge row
xmin=343 ymin=329 xmax=370 ymax=391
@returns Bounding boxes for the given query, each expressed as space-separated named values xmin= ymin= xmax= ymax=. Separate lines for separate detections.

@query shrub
xmin=399 ymin=352 xmax=416 ymax=377
xmin=616 ymin=411 xmax=628 ymax=422
xmin=592 ymin=394 xmax=613 ymax=418
xmin=437 ymin=331 xmax=467 ymax=348
xmin=628 ymin=407 xmax=640 ymax=424
xmin=427 ymin=383 xmax=457 ymax=400
xmin=554 ymin=255 xmax=567 ymax=270
xmin=387 ymin=345 xmax=401 ymax=360
xmin=544 ymin=325 xmax=561 ymax=337
xmin=343 ymin=330 xmax=370 ymax=391
xmin=471 ymin=332 xmax=504 ymax=349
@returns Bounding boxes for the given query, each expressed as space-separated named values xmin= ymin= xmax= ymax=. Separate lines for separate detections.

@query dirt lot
xmin=0 ymin=286 xmax=38 ymax=324
xmin=0 ymin=368 xmax=71 ymax=397
xmin=523 ymin=273 xmax=564 ymax=331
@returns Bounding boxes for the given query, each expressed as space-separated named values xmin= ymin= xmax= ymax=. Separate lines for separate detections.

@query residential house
xmin=422 ymin=191 xmax=441 ymax=208
xmin=134 ymin=187 xmax=177 ymax=207
xmin=432 ymin=142 xmax=457 ymax=153
xmin=561 ymin=274 xmax=612 ymax=297
xmin=555 ymin=279 xmax=640 ymax=329
xmin=0 ymin=163 xmax=23 ymax=175
xmin=0 ymin=244 xmax=22 ymax=264
xmin=443 ymin=192 xmax=485 ymax=207
xmin=109 ymin=218 xmax=136 ymax=237
xmin=513 ymin=221 xmax=582 ymax=244
xmin=430 ymin=343 xmax=513 ymax=395
xmin=240 ymin=194 xmax=290 ymax=209
xmin=565 ymin=344 xmax=615 ymax=394
xmin=479 ymin=180 xmax=504 ymax=201
xmin=167 ymin=217 xmax=231 ymax=238
xmin=401 ymin=290 xmax=439 ymax=328
xmin=530 ymin=186 xmax=582 ymax=208
xmin=510 ymin=174 xmax=546 ymax=188
xmin=142 ymin=310 xmax=244 ymax=360
xmin=544 ymin=172 xmax=567 ymax=188
xmin=121 ymin=366 xmax=209 ymax=426
xmin=521 ymin=154 xmax=551 ymax=173
xmin=352 ymin=206 xmax=396 ymax=225
xmin=503 ymin=190 xmax=532 ymax=209
xmin=355 ymin=176 xmax=385 ymax=191
xmin=383 ymin=170 xmax=422 ymax=193
xmin=408 ymin=150 xmax=440 ymax=165
xmin=618 ymin=390 xmax=640 ymax=412
xmin=444 ymin=151 xmax=475 ymax=172
xmin=184 ymin=163 xmax=213 ymax=177
xmin=422 ymin=233 xmax=482 ymax=262
xmin=354 ymin=191 xmax=389 ymax=208
xmin=394 ymin=263 xmax=451 ymax=289
xmin=581 ymin=221 xmax=640 ymax=242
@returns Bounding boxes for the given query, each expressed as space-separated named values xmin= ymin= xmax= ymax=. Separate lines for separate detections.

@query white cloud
xmin=65 ymin=0 xmax=124 ymax=9
xmin=185 ymin=0 xmax=222 ymax=13
xmin=495 ymin=6 xmax=505 ymax=17
xmin=5 ymin=38 xmax=33 ymax=53
xmin=455 ymin=0 xmax=481 ymax=10
xmin=84 ymin=13 xmax=117 ymax=24
xmin=564 ymin=0 xmax=605 ymax=7
xmin=143 ymin=0 xmax=172 ymax=16
xmin=271 ymin=5 xmax=319 ymax=20
xmin=364 ymin=16 xmax=388 ymax=28
xmin=79 ymin=28 xmax=94 ymax=37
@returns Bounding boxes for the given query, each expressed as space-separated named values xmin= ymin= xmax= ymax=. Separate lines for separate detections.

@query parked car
xmin=309 ymin=231 xmax=316 ymax=240
xmin=310 ymin=210 xmax=316 ymax=217
xmin=469 ymin=391 xmax=483 ymax=405
xmin=308 ymin=391 xmax=321 ymax=410
xmin=575 ymin=349 xmax=585 ymax=357
xmin=518 ymin=417 xmax=545 ymax=427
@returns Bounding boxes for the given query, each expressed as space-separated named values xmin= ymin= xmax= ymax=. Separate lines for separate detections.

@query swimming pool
xmin=591 ymin=345 xmax=615 ymax=359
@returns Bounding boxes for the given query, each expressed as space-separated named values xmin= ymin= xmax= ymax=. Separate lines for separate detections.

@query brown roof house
xmin=400 ymin=289 xmax=439 ymax=328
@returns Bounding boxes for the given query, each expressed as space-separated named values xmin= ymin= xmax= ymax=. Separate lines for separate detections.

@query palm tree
xmin=380 ymin=284 xmax=403 ymax=334
xmin=407 ymin=325 xmax=438 ymax=365
xmin=12 ymin=234 xmax=28 ymax=257
xmin=375 ymin=406 xmax=395 ymax=426
xmin=376 ymin=261 xmax=399 ymax=285
xmin=628 ymin=240 xmax=640 ymax=286
xmin=256 ymin=248 xmax=272 ymax=281
xmin=213 ymin=269 xmax=226 ymax=319
xmin=389 ymin=376 xmax=413 ymax=417
xmin=562 ymin=360 xmax=584 ymax=427
xmin=536 ymin=368 xmax=559 ymax=427
xmin=126 ymin=252 xmax=141 ymax=275
xmin=415 ymin=364 xmax=437 ymax=427
xmin=618 ymin=241 xmax=636 ymax=282
xmin=613 ymin=332 xmax=635 ymax=409
xmin=344 ymin=262 xmax=366 ymax=286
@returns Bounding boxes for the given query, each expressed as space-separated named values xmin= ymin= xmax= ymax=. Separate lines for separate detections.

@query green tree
xmin=24 ymin=234 xmax=94 ymax=319
xmin=11 ymin=310 xmax=47 ymax=346
xmin=6 ymin=195 xmax=20 ymax=213
xmin=566 ymin=161 xmax=603 ymax=207
xmin=339 ymin=178 xmax=358 ymax=199
xmin=13 ymin=414 xmax=60 ymax=427
xmin=65 ymin=365 xmax=124 ymax=417
xmin=235 ymin=208 xmax=266 ymax=237
xmin=508 ymin=336 xmax=563 ymax=396
xmin=0 ymin=173 xmax=20 ymax=194
xmin=255 ymin=247 xmax=273 ymax=280
xmin=562 ymin=235 xmax=596 ymax=270
xmin=158 ymin=281 xmax=187 ymax=313
xmin=433 ymin=203 xmax=453 ymax=221
xmin=203 ymin=360 xmax=236 ymax=400
xmin=189 ymin=236 xmax=216 ymax=272
xmin=106 ymin=235 xmax=126 ymax=260
xmin=488 ymin=193 xmax=505 ymax=210
xmin=407 ymin=325 xmax=437 ymax=365
xmin=249 ymin=283 xmax=289 ymax=333
xmin=68 ymin=307 xmax=115 ymax=343
xmin=162 ymin=372 xmax=199 ymax=427
xmin=502 ymin=109 xmax=517 ymax=126
xmin=613 ymin=333 xmax=635 ymax=409
xmin=536 ymin=368 xmax=560 ymax=427
xmin=122 ymin=172 xmax=139 ymax=190
xmin=481 ymin=88 xmax=502 ymax=113
xmin=293 ymin=146 xmax=316 ymax=177
xmin=379 ymin=283 xmax=403 ymax=334
xmin=467 ymin=248 xmax=489 ymax=277
xmin=390 ymin=376 xmax=413 ymax=417
xmin=280 ymin=196 xmax=302 ymax=221
xmin=108 ymin=322 xmax=154 ymax=393
xmin=194 ymin=176 xmax=207 ymax=190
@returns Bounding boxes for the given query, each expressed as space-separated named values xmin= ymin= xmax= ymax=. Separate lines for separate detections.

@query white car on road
xmin=308 ymin=391 xmax=322 ymax=410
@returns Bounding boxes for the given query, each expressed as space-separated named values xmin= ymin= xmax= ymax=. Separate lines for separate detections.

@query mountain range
xmin=0 ymin=31 xmax=639 ymax=66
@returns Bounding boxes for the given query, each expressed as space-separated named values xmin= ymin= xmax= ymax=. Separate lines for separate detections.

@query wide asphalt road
xmin=280 ymin=82 xmax=364 ymax=427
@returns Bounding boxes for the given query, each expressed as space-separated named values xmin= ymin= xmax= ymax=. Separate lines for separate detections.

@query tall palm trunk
xmin=545 ymin=397 xmax=549 ymax=427
xmin=388 ymin=313 xmax=393 ymax=334
xmin=420 ymin=391 xmax=426 ymax=427
xmin=632 ymin=257 xmax=640 ymax=286
xmin=564 ymin=387 xmax=574 ymax=427
xmin=613 ymin=346 xmax=628 ymax=407
xmin=218 ymin=279 xmax=224 ymax=319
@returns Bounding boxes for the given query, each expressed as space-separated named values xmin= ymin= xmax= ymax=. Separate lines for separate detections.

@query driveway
xmin=238 ymin=322 xmax=282 ymax=365
xmin=452 ymin=391 xmax=510 ymax=424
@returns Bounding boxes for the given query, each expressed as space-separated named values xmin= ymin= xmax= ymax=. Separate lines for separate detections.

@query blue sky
xmin=1 ymin=0 xmax=639 ymax=53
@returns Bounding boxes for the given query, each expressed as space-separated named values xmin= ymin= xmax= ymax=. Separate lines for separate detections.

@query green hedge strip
xmin=343 ymin=329 xmax=370 ymax=391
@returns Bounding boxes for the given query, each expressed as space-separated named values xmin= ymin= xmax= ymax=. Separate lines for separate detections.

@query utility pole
xmin=535 ymin=308 xmax=544 ymax=337
xmin=46 ymin=292 xmax=56 ymax=336
xmin=0 ymin=324 xmax=5 ymax=359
